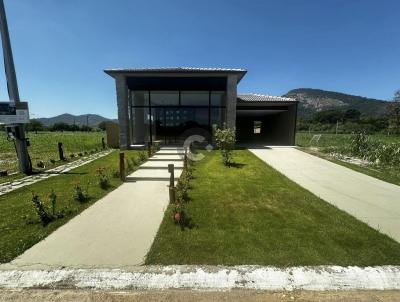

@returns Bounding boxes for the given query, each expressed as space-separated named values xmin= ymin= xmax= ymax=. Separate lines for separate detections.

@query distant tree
xmin=26 ymin=119 xmax=45 ymax=133
xmin=98 ymin=121 xmax=107 ymax=131
xmin=343 ymin=109 xmax=361 ymax=121
xmin=387 ymin=90 xmax=400 ymax=134
xmin=50 ymin=122 xmax=70 ymax=132
xmin=80 ymin=125 xmax=92 ymax=132
xmin=313 ymin=109 xmax=344 ymax=124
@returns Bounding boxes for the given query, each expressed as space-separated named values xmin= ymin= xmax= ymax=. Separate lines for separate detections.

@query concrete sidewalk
xmin=249 ymin=147 xmax=400 ymax=242
xmin=1 ymin=147 xmax=183 ymax=269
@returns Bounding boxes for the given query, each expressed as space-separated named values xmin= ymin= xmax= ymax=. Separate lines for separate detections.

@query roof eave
xmin=104 ymin=68 xmax=247 ymax=82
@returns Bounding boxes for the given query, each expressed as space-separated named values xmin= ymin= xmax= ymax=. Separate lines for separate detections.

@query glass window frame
xmin=130 ymin=90 xmax=227 ymax=144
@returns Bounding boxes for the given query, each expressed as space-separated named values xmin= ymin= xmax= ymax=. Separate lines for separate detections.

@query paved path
xmin=1 ymin=147 xmax=184 ymax=269
xmin=0 ymin=150 xmax=113 ymax=196
xmin=249 ymin=147 xmax=400 ymax=242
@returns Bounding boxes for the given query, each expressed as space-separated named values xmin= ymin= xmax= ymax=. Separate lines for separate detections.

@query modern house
xmin=104 ymin=67 xmax=297 ymax=148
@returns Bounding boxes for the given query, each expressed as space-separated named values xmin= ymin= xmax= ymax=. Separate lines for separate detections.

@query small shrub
xmin=49 ymin=158 xmax=56 ymax=164
xmin=78 ymin=152 xmax=83 ymax=157
xmin=172 ymin=202 xmax=194 ymax=230
xmin=48 ymin=190 xmax=57 ymax=216
xmin=84 ymin=151 xmax=88 ymax=155
xmin=70 ymin=153 xmax=76 ymax=158
xmin=213 ymin=124 xmax=236 ymax=166
xmin=36 ymin=161 xmax=45 ymax=168
xmin=138 ymin=151 xmax=147 ymax=162
xmin=112 ymin=170 xmax=120 ymax=178
xmin=73 ymin=182 xmax=88 ymax=202
xmin=96 ymin=167 xmax=110 ymax=189
xmin=126 ymin=157 xmax=138 ymax=173
xmin=31 ymin=193 xmax=53 ymax=226
xmin=350 ymin=131 xmax=369 ymax=157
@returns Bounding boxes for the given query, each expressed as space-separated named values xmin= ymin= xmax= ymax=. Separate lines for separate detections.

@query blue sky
xmin=0 ymin=0 xmax=399 ymax=118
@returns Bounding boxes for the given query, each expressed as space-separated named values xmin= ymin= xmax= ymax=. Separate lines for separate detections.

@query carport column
xmin=115 ymin=74 xmax=130 ymax=149
xmin=226 ymin=74 xmax=237 ymax=129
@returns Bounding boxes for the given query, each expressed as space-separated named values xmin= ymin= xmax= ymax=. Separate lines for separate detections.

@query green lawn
xmin=146 ymin=150 xmax=400 ymax=266
xmin=0 ymin=150 xmax=141 ymax=264
xmin=0 ymin=131 xmax=106 ymax=174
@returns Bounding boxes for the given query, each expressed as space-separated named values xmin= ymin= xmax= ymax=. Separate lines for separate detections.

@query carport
xmin=236 ymin=94 xmax=298 ymax=145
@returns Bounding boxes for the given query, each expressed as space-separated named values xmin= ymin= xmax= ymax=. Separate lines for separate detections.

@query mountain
xmin=284 ymin=88 xmax=388 ymax=118
xmin=38 ymin=114 xmax=117 ymax=127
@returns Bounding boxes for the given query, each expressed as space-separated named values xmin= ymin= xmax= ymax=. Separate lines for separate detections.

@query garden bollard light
xmin=168 ymin=164 xmax=176 ymax=203
xmin=119 ymin=152 xmax=125 ymax=181
xmin=58 ymin=142 xmax=64 ymax=161
xmin=102 ymin=137 xmax=105 ymax=149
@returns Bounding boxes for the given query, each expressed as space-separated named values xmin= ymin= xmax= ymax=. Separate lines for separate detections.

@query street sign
xmin=0 ymin=101 xmax=29 ymax=124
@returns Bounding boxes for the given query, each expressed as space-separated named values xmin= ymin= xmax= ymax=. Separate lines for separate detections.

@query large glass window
xmin=132 ymin=91 xmax=149 ymax=106
xmin=211 ymin=91 xmax=225 ymax=106
xmin=181 ymin=91 xmax=209 ymax=106
xmin=130 ymin=90 xmax=226 ymax=144
xmin=211 ymin=108 xmax=225 ymax=128
xmin=150 ymin=91 xmax=179 ymax=106
xmin=131 ymin=106 xmax=151 ymax=143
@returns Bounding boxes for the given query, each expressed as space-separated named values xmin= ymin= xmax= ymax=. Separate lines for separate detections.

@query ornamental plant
xmin=213 ymin=124 xmax=236 ymax=166
xmin=48 ymin=190 xmax=57 ymax=216
xmin=31 ymin=193 xmax=53 ymax=226
xmin=73 ymin=182 xmax=88 ymax=203
xmin=172 ymin=202 xmax=193 ymax=230
xmin=138 ymin=150 xmax=148 ymax=162
xmin=96 ymin=166 xmax=110 ymax=189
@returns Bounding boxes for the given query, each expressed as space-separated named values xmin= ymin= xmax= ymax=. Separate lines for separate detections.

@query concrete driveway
xmin=249 ymin=147 xmax=400 ymax=242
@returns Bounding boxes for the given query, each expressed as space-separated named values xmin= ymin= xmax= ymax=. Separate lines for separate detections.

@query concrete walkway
xmin=249 ymin=147 xmax=400 ymax=242
xmin=1 ymin=147 xmax=184 ymax=269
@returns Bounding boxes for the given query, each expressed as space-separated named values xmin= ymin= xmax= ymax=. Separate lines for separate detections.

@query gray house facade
xmin=104 ymin=67 xmax=297 ymax=148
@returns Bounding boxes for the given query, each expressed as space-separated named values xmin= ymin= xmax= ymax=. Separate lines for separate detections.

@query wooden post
xmin=147 ymin=142 xmax=152 ymax=157
xmin=168 ymin=164 xmax=175 ymax=203
xmin=58 ymin=142 xmax=64 ymax=161
xmin=119 ymin=152 xmax=125 ymax=181
xmin=102 ymin=137 xmax=105 ymax=149
xmin=184 ymin=147 xmax=188 ymax=170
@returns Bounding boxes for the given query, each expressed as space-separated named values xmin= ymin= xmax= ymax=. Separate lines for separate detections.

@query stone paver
xmin=249 ymin=146 xmax=400 ymax=242
xmin=1 ymin=147 xmax=183 ymax=269
xmin=0 ymin=150 xmax=113 ymax=196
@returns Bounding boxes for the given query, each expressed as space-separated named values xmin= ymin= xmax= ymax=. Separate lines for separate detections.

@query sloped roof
xmin=238 ymin=93 xmax=296 ymax=102
xmin=104 ymin=67 xmax=247 ymax=81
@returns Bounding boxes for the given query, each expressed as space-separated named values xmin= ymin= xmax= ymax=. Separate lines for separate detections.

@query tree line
xmin=24 ymin=120 xmax=107 ymax=133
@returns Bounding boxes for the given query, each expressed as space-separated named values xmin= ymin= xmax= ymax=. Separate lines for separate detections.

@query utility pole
xmin=0 ymin=0 xmax=32 ymax=174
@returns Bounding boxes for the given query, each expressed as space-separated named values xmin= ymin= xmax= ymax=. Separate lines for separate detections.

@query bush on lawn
xmin=173 ymin=160 xmax=195 ymax=230
xmin=138 ymin=150 xmax=148 ymax=162
xmin=48 ymin=190 xmax=57 ymax=216
xmin=36 ymin=161 xmax=45 ymax=168
xmin=73 ymin=182 xmax=89 ymax=202
xmin=213 ymin=124 xmax=236 ymax=166
xmin=96 ymin=166 xmax=110 ymax=189
xmin=31 ymin=193 xmax=53 ymax=226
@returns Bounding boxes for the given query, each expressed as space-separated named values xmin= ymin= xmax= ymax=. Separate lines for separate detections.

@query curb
xmin=0 ymin=265 xmax=399 ymax=290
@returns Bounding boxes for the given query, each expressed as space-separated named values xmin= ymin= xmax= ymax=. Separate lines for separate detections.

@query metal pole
xmin=0 ymin=0 xmax=31 ymax=174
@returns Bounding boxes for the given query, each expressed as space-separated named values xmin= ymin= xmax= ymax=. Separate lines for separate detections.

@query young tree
xmin=26 ymin=119 xmax=45 ymax=133
xmin=387 ymin=90 xmax=400 ymax=134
